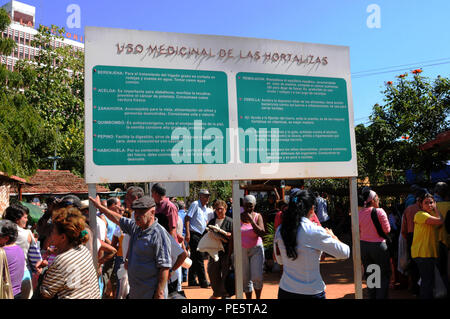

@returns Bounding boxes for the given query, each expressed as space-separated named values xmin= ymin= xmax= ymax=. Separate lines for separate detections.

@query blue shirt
xmin=315 ymin=197 xmax=329 ymax=223
xmin=274 ymin=217 xmax=350 ymax=295
xmin=187 ymin=200 xmax=213 ymax=234
xmin=178 ymin=209 xmax=187 ymax=236
xmin=405 ymin=194 xmax=416 ymax=208
xmin=104 ymin=215 xmax=117 ymax=241
xmin=119 ymin=217 xmax=172 ymax=299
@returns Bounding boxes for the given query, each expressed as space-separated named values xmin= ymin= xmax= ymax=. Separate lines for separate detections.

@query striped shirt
xmin=40 ymin=245 xmax=100 ymax=299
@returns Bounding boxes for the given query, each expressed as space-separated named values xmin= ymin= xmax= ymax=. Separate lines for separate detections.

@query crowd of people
xmin=0 ymin=181 xmax=448 ymax=299
xmin=358 ymin=182 xmax=449 ymax=299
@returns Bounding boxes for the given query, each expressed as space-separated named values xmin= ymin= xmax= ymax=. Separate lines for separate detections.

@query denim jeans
xmin=113 ymin=256 xmax=124 ymax=298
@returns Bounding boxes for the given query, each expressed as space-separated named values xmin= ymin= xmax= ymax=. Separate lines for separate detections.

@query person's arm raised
xmin=88 ymin=196 xmax=122 ymax=226
xmin=425 ymin=204 xmax=444 ymax=226
xmin=249 ymin=212 xmax=266 ymax=237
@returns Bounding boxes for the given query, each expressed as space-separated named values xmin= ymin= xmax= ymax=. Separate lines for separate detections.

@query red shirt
xmin=155 ymin=197 xmax=179 ymax=232
xmin=274 ymin=210 xmax=322 ymax=230
xmin=274 ymin=210 xmax=283 ymax=231
xmin=309 ymin=212 xmax=322 ymax=226
xmin=401 ymin=202 xmax=420 ymax=237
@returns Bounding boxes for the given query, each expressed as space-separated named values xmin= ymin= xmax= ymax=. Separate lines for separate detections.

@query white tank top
xmin=15 ymin=225 xmax=32 ymax=271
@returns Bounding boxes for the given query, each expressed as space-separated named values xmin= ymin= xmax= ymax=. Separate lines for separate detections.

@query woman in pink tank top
xmin=240 ymin=195 xmax=266 ymax=299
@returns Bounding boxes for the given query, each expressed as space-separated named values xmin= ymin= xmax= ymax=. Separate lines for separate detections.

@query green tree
xmin=0 ymin=9 xmax=15 ymax=56
xmin=0 ymin=93 xmax=56 ymax=176
xmin=188 ymin=181 xmax=232 ymax=205
xmin=355 ymin=119 xmax=403 ymax=185
xmin=358 ymin=71 xmax=450 ymax=184
xmin=15 ymin=24 xmax=85 ymax=175
xmin=0 ymin=9 xmax=56 ymax=177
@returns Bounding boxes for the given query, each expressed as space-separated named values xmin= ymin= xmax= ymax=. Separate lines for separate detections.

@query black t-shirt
xmin=207 ymin=216 xmax=233 ymax=254
xmin=155 ymin=213 xmax=170 ymax=233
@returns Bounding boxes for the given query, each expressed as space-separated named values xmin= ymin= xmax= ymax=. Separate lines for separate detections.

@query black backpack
xmin=370 ymin=208 xmax=394 ymax=256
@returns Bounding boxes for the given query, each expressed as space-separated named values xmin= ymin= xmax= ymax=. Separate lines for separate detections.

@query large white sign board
xmin=85 ymin=27 xmax=357 ymax=183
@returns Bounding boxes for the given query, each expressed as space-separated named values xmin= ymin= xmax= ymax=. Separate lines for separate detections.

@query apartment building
xmin=0 ymin=0 xmax=84 ymax=71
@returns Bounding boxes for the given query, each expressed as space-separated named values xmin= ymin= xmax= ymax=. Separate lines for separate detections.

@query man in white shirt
xmin=184 ymin=189 xmax=213 ymax=288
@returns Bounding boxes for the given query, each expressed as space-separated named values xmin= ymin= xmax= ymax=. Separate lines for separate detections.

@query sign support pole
xmin=88 ymin=183 xmax=98 ymax=270
xmin=349 ymin=177 xmax=362 ymax=299
xmin=232 ymin=180 xmax=244 ymax=299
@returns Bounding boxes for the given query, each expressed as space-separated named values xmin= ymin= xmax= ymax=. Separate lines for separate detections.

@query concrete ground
xmin=182 ymin=255 xmax=417 ymax=299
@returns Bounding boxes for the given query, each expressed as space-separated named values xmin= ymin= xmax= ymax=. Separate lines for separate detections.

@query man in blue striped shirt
xmin=90 ymin=195 xmax=172 ymax=299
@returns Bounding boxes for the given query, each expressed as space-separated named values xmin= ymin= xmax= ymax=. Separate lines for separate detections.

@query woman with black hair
xmin=274 ymin=189 xmax=350 ymax=299
xmin=411 ymin=192 xmax=444 ymax=299
xmin=358 ymin=189 xmax=391 ymax=299
xmin=0 ymin=219 xmax=25 ymax=298
xmin=3 ymin=203 xmax=43 ymax=299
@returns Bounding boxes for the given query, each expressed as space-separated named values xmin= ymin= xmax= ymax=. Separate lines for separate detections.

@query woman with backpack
xmin=359 ymin=189 xmax=391 ymax=299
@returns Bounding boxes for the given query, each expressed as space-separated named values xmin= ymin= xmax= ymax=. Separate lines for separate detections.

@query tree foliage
xmin=0 ymin=14 xmax=85 ymax=177
xmin=187 ymin=181 xmax=232 ymax=205
xmin=0 ymin=9 xmax=15 ymax=56
xmin=17 ymin=25 xmax=85 ymax=175
xmin=19 ymin=25 xmax=84 ymax=129
xmin=0 ymin=9 xmax=56 ymax=177
xmin=356 ymin=71 xmax=450 ymax=184
xmin=0 ymin=92 xmax=56 ymax=176
xmin=1 ymin=22 xmax=86 ymax=176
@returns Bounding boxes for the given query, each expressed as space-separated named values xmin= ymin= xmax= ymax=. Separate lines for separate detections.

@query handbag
xmin=397 ymin=232 xmax=409 ymax=274
xmin=27 ymin=238 xmax=43 ymax=272
xmin=434 ymin=264 xmax=447 ymax=298
xmin=0 ymin=247 xmax=14 ymax=299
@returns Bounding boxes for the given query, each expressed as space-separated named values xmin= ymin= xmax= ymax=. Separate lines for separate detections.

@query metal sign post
xmin=349 ymin=177 xmax=362 ymax=299
xmin=88 ymin=183 xmax=98 ymax=270
xmin=232 ymin=180 xmax=244 ymax=299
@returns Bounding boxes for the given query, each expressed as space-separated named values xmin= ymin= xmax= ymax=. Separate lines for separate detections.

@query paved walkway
xmin=182 ymin=255 xmax=416 ymax=299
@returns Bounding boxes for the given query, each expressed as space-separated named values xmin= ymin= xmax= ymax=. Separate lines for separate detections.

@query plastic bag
xmin=434 ymin=265 xmax=447 ymax=299
xmin=397 ymin=233 xmax=409 ymax=274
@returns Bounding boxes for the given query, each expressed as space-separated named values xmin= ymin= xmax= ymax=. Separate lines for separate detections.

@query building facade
xmin=0 ymin=0 xmax=84 ymax=71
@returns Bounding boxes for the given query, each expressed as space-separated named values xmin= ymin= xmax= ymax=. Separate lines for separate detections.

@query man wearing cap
xmin=89 ymin=195 xmax=172 ymax=299
xmin=184 ymin=189 xmax=213 ymax=288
